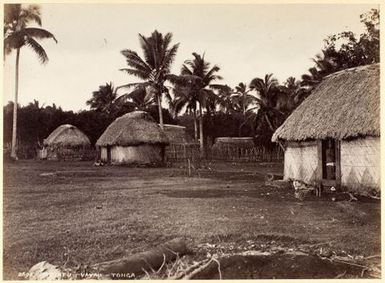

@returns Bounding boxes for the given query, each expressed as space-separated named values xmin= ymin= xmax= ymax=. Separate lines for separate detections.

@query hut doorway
xmin=106 ymin=145 xmax=111 ymax=164
xmin=319 ymin=139 xmax=341 ymax=188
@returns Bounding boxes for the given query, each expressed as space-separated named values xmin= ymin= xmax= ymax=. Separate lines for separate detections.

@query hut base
xmin=101 ymin=145 xmax=164 ymax=165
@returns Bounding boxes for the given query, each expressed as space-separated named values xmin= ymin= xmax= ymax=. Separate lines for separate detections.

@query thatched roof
xmin=96 ymin=111 xmax=169 ymax=146
xmin=272 ymin=64 xmax=380 ymax=142
xmin=44 ymin=124 xmax=91 ymax=147
xmin=162 ymin=124 xmax=196 ymax=144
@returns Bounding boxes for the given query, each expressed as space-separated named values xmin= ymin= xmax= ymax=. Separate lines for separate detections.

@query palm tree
xmin=118 ymin=30 xmax=179 ymax=129
xmin=301 ymin=50 xmax=340 ymax=91
xmin=86 ymin=82 xmax=118 ymax=114
xmin=232 ymin=82 xmax=258 ymax=136
xmin=171 ymin=84 xmax=200 ymax=140
xmin=4 ymin=4 xmax=57 ymax=159
xmin=300 ymin=67 xmax=324 ymax=89
xmin=215 ymin=84 xmax=235 ymax=114
xmin=280 ymin=77 xmax=308 ymax=110
xmin=169 ymin=52 xmax=222 ymax=156
xmin=249 ymin=74 xmax=286 ymax=150
xmin=117 ymin=86 xmax=155 ymax=111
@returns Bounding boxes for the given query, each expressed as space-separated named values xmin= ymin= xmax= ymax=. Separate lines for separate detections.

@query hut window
xmin=321 ymin=139 xmax=336 ymax=180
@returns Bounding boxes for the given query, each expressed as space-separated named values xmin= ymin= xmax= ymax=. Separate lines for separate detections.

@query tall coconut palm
xmin=4 ymin=4 xmax=57 ymax=159
xmin=170 ymin=84 xmax=200 ymax=140
xmin=169 ymin=52 xmax=222 ymax=156
xmin=233 ymin=83 xmax=254 ymax=114
xmin=118 ymin=30 xmax=179 ymax=129
xmin=232 ymin=82 xmax=258 ymax=136
xmin=249 ymin=74 xmax=286 ymax=150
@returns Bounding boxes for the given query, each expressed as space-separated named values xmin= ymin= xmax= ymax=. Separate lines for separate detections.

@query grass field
xmin=3 ymin=160 xmax=381 ymax=279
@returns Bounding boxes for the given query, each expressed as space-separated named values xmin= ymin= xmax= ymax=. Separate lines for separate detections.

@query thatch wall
xmin=96 ymin=111 xmax=168 ymax=147
xmin=162 ymin=124 xmax=198 ymax=162
xmin=340 ymin=137 xmax=380 ymax=193
xmin=100 ymin=145 xmax=164 ymax=165
xmin=211 ymin=137 xmax=283 ymax=162
xmin=164 ymin=143 xmax=200 ymax=163
xmin=284 ymin=141 xmax=318 ymax=183
xmin=272 ymin=64 xmax=380 ymax=142
xmin=46 ymin=146 xmax=95 ymax=161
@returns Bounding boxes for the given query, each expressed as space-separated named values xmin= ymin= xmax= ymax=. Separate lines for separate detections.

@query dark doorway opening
xmin=322 ymin=139 xmax=336 ymax=180
xmin=107 ymin=145 xmax=111 ymax=164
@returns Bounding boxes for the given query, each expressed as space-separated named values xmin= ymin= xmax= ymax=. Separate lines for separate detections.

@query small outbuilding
xmin=96 ymin=111 xmax=169 ymax=165
xmin=42 ymin=124 xmax=92 ymax=161
xmin=162 ymin=124 xmax=196 ymax=145
xmin=272 ymin=64 xmax=380 ymax=194
xmin=162 ymin=124 xmax=199 ymax=162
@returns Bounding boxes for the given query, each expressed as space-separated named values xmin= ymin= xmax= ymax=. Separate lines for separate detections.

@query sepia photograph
xmin=2 ymin=1 xmax=381 ymax=280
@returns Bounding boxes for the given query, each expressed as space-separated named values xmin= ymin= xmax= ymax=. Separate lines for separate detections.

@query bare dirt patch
xmin=3 ymin=160 xmax=381 ymax=279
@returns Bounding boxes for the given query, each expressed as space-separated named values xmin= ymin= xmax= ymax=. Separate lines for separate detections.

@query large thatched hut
xmin=42 ymin=124 xmax=92 ymax=161
xmin=272 ymin=64 xmax=380 ymax=194
xmin=96 ymin=111 xmax=169 ymax=165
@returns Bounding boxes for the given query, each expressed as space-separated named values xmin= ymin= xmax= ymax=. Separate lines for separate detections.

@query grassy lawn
xmin=3 ymin=160 xmax=381 ymax=279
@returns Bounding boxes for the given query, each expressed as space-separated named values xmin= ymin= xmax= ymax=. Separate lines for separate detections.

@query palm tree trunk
xmin=264 ymin=113 xmax=285 ymax=151
xmin=11 ymin=48 xmax=20 ymax=160
xmin=193 ymin=109 xmax=198 ymax=141
xmin=199 ymin=105 xmax=204 ymax=158
xmin=157 ymin=93 xmax=164 ymax=129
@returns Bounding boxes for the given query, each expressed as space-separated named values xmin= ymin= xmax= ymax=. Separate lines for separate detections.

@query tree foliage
xmin=119 ymin=30 xmax=179 ymax=128
xmin=3 ymin=9 xmax=380 ymax=157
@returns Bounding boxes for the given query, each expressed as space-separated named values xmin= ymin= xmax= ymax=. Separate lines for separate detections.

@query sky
xmin=3 ymin=3 xmax=378 ymax=111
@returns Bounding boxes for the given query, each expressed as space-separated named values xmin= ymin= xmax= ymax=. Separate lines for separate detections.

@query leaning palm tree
xmin=4 ymin=4 xmax=57 ymax=159
xmin=118 ymin=30 xmax=179 ymax=129
xmin=169 ymin=52 xmax=222 ymax=156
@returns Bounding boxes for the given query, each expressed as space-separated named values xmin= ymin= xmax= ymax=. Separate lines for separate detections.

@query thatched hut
xmin=96 ymin=111 xmax=169 ymax=165
xmin=272 ymin=64 xmax=380 ymax=194
xmin=42 ymin=124 xmax=93 ymax=161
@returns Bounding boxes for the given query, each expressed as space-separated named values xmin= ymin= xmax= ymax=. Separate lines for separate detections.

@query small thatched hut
xmin=96 ymin=111 xmax=169 ymax=165
xmin=272 ymin=64 xmax=380 ymax=194
xmin=42 ymin=124 xmax=92 ymax=161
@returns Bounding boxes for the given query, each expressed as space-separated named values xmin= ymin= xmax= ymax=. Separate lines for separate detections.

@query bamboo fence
xmin=165 ymin=143 xmax=283 ymax=163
